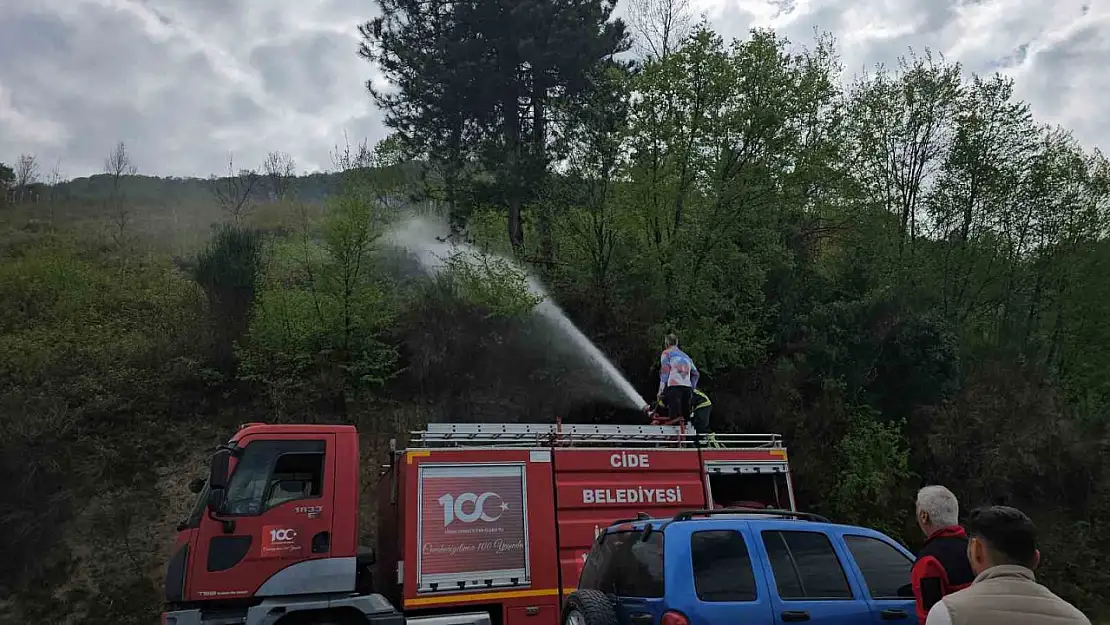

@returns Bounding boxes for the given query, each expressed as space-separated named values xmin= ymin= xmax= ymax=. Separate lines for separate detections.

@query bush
xmin=828 ymin=406 xmax=913 ymax=536
xmin=440 ymin=248 xmax=543 ymax=318
xmin=238 ymin=194 xmax=400 ymax=416
xmin=192 ymin=224 xmax=265 ymax=372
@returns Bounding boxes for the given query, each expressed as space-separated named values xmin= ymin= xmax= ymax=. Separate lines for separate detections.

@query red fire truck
xmin=162 ymin=422 xmax=795 ymax=625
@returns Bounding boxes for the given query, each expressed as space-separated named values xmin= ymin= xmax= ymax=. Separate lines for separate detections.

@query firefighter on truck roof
xmin=657 ymin=332 xmax=699 ymax=423
xmin=647 ymin=387 xmax=712 ymax=432
xmin=691 ymin=388 xmax=711 ymax=432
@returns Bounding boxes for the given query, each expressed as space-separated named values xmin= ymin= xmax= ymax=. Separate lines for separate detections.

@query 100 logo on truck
xmin=437 ymin=492 xmax=508 ymax=526
xmin=270 ymin=528 xmax=298 ymax=542
xmin=260 ymin=524 xmax=303 ymax=558
xmin=418 ymin=465 xmax=529 ymax=587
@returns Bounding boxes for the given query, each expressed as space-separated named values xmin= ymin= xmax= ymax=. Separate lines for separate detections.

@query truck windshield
xmin=579 ymin=530 xmax=664 ymax=597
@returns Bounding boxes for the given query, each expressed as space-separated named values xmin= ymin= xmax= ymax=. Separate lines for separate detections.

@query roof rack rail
xmin=611 ymin=512 xmax=652 ymax=525
xmin=596 ymin=512 xmax=655 ymax=542
xmin=669 ymin=507 xmax=830 ymax=524
xmin=409 ymin=423 xmax=784 ymax=450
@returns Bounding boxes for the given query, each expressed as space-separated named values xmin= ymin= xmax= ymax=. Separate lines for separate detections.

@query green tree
xmin=192 ymin=224 xmax=265 ymax=373
xmin=440 ymin=249 xmax=544 ymax=318
xmin=239 ymin=139 xmax=403 ymax=417
xmin=846 ymin=51 xmax=962 ymax=263
xmin=358 ymin=0 xmax=478 ymax=232
xmin=829 ymin=407 xmax=912 ymax=535
xmin=924 ymin=74 xmax=1038 ymax=327
xmin=552 ymin=63 xmax=632 ymax=317
xmin=360 ymin=0 xmax=630 ymax=253
xmin=0 ymin=161 xmax=14 ymax=201
xmin=620 ymin=26 xmax=846 ymax=371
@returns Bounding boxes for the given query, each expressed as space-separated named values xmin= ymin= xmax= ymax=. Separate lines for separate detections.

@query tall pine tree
xmin=360 ymin=0 xmax=629 ymax=252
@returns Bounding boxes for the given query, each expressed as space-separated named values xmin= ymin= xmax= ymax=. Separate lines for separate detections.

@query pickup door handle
xmin=781 ymin=611 xmax=810 ymax=622
xmin=629 ymin=614 xmax=653 ymax=625
xmin=880 ymin=609 xmax=908 ymax=620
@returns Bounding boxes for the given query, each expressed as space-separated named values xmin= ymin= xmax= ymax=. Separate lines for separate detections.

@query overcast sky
xmin=0 ymin=0 xmax=1105 ymax=179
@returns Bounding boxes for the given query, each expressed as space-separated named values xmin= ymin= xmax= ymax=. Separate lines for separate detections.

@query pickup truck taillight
xmin=661 ymin=611 xmax=689 ymax=625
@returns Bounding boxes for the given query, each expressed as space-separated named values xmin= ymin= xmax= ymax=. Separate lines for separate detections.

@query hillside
xmin=43 ymin=170 xmax=344 ymax=205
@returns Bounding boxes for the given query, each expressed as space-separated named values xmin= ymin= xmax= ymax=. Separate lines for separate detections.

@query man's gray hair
xmin=917 ymin=485 xmax=959 ymax=527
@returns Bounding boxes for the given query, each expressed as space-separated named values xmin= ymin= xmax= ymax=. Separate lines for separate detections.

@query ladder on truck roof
xmin=409 ymin=422 xmax=784 ymax=449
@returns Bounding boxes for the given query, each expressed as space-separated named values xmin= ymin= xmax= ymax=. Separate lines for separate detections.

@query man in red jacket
xmin=911 ymin=486 xmax=976 ymax=622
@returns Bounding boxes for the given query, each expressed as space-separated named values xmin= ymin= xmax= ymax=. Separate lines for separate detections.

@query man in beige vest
xmin=925 ymin=505 xmax=1089 ymax=625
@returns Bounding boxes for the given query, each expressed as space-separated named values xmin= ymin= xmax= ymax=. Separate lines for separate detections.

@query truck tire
xmin=563 ymin=590 xmax=618 ymax=625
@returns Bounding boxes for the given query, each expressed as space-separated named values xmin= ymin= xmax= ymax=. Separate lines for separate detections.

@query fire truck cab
xmin=163 ymin=422 xmax=795 ymax=625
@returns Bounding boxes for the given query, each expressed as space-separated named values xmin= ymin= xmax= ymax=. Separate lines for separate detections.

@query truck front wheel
xmin=563 ymin=590 xmax=617 ymax=625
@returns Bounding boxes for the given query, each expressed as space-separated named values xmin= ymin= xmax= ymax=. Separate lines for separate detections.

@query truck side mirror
xmin=188 ymin=477 xmax=206 ymax=494
xmin=209 ymin=448 xmax=231 ymax=489
xmin=206 ymin=448 xmax=231 ymax=514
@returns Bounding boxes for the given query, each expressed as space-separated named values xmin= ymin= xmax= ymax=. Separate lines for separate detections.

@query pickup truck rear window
xmin=762 ymin=530 xmax=853 ymax=601
xmin=579 ymin=530 xmax=664 ymax=597
xmin=843 ymin=535 xmax=913 ymax=600
xmin=691 ymin=530 xmax=757 ymax=602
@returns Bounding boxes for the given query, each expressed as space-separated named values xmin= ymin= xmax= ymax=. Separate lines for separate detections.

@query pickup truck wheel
xmin=564 ymin=590 xmax=617 ymax=625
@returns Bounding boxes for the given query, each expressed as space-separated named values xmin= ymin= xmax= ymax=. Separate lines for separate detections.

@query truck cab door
xmin=186 ymin=433 xmax=337 ymax=601
xmin=837 ymin=533 xmax=918 ymax=624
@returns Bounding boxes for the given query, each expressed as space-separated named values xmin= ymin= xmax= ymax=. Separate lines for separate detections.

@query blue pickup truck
xmin=564 ymin=509 xmax=918 ymax=625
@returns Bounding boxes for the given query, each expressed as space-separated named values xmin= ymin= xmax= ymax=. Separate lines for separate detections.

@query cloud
xmin=0 ymin=0 xmax=383 ymax=178
xmin=0 ymin=84 xmax=69 ymax=146
xmin=0 ymin=0 xmax=1106 ymax=178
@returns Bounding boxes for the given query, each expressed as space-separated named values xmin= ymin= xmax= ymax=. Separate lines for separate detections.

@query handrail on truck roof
xmin=408 ymin=422 xmax=784 ymax=450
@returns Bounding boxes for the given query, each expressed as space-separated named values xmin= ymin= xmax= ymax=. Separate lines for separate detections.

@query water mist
xmin=384 ymin=217 xmax=644 ymax=411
